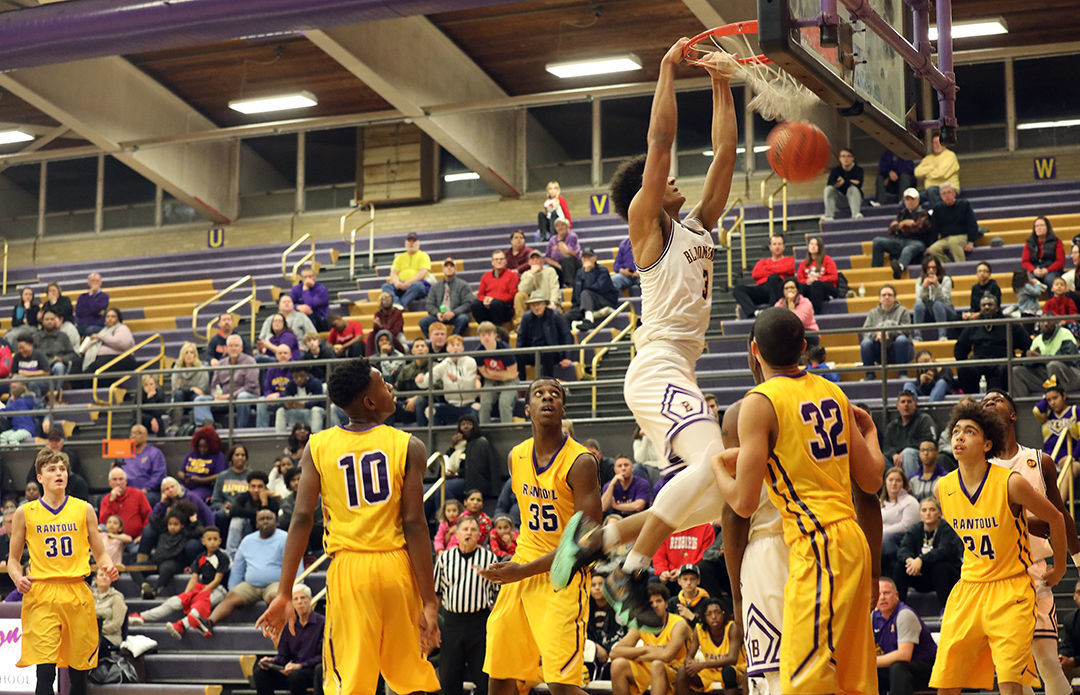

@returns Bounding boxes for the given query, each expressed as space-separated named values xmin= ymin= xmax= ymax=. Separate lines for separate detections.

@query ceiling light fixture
xmin=546 ymin=54 xmax=642 ymax=79
xmin=0 ymin=130 xmax=34 ymax=145
xmin=928 ymin=18 xmax=1007 ymax=41
xmin=1016 ymin=118 xmax=1080 ymax=131
xmin=228 ymin=91 xmax=318 ymax=115
xmin=703 ymin=146 xmax=770 ymax=156
xmin=443 ymin=172 xmax=480 ymax=182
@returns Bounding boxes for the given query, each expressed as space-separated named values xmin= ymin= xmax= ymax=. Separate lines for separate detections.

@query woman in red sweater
xmin=796 ymin=235 xmax=840 ymax=313
xmin=1022 ymin=215 xmax=1065 ymax=289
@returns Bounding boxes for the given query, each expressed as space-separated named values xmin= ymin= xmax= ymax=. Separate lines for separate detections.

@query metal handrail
xmin=0 ymin=236 xmax=8 ymax=296
xmin=191 ymin=275 xmax=259 ymax=346
xmin=103 ymin=335 xmax=166 ymax=438
xmin=91 ymin=333 xmax=163 ymax=405
xmin=339 ymin=201 xmax=375 ymax=278
xmin=760 ymin=173 xmax=788 ymax=237
xmin=573 ymin=301 xmax=636 ymax=412
xmin=1053 ymin=432 xmax=1074 ymax=510
xmin=281 ymin=233 xmax=317 ymax=284
xmin=719 ymin=197 xmax=746 ymax=289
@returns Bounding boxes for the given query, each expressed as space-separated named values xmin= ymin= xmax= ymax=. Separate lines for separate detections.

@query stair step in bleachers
xmin=88 ymin=686 xmax=222 ymax=695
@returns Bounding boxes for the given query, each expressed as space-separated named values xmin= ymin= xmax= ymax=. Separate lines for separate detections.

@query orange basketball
xmin=765 ymin=121 xmax=831 ymax=183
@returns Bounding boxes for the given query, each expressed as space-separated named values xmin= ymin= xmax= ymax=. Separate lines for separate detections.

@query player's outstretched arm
xmin=718 ymin=401 xmax=751 ymax=630
xmin=714 ymin=393 xmax=775 ymax=517
xmin=848 ymin=405 xmax=885 ymax=495
xmin=256 ymin=442 xmax=322 ymax=638
xmin=86 ymin=504 xmax=119 ymax=582
xmin=6 ymin=507 xmax=30 ymax=593
xmin=687 ymin=57 xmax=736 ymax=232
xmin=1009 ymin=472 xmax=1067 ymax=586
xmin=402 ymin=435 xmax=441 ymax=652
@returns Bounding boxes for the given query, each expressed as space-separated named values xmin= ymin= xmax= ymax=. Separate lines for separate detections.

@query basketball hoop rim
xmin=683 ymin=20 xmax=774 ymax=66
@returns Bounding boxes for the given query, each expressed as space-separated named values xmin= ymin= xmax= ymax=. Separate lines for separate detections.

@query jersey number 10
xmin=338 ymin=451 xmax=391 ymax=508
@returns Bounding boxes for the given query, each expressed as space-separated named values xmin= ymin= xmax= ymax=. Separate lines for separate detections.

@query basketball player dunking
xmin=551 ymin=37 xmax=739 ymax=630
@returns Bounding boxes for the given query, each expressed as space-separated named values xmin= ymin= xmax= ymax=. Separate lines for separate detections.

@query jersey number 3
xmin=338 ymin=451 xmax=391 ymax=508
xmin=799 ymin=398 xmax=848 ymax=461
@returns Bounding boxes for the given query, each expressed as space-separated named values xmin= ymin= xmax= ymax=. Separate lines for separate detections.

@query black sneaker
xmin=603 ymin=565 xmax=663 ymax=633
xmin=550 ymin=511 xmax=604 ymax=590
xmin=890 ymin=259 xmax=903 ymax=279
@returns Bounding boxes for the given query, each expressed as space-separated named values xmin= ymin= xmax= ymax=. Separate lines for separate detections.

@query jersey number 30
xmin=526 ymin=503 xmax=558 ymax=532
xmin=799 ymin=398 xmax=848 ymax=461
xmin=44 ymin=535 xmax=73 ymax=558
xmin=338 ymin=451 xmax=391 ymax=508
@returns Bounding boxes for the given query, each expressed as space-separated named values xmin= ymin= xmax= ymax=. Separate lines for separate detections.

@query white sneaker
xmin=853 ymin=213 xmax=865 ymax=219
xmin=821 ymin=215 xmax=834 ymax=221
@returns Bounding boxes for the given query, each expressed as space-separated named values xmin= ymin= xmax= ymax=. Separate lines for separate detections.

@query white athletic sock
xmin=621 ymin=550 xmax=651 ymax=573
xmin=1032 ymin=638 xmax=1071 ymax=695
xmin=602 ymin=523 xmax=621 ymax=551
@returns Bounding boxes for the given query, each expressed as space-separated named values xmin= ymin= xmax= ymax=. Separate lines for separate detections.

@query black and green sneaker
xmin=550 ymin=511 xmax=605 ymax=590
xmin=603 ymin=565 xmax=663 ymax=633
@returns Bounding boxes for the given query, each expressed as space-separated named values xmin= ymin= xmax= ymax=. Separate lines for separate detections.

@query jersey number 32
xmin=799 ymin=398 xmax=848 ymax=461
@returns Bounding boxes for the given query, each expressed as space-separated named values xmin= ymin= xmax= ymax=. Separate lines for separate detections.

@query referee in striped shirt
xmin=434 ymin=515 xmax=499 ymax=695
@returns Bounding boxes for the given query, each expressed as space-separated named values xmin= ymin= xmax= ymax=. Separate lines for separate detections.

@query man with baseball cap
xmin=514 ymin=249 xmax=562 ymax=323
xmin=420 ymin=257 xmax=474 ymax=337
xmin=669 ymin=563 xmax=710 ymax=627
xmin=515 ymin=290 xmax=573 ymax=380
xmin=870 ymin=187 xmax=932 ymax=280
xmin=565 ymin=247 xmax=620 ymax=332
xmin=380 ymin=232 xmax=431 ymax=309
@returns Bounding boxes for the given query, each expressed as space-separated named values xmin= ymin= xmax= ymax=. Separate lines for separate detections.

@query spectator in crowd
xmin=25 ymin=427 xmax=88 ymax=498
xmin=954 ymin=293 xmax=1031 ymax=394
xmin=255 ymin=343 xmax=294 ymax=428
xmin=489 ymin=514 xmax=518 ymax=560
xmin=433 ymin=516 xmax=498 ymax=695
xmin=476 ymin=321 xmax=518 ymax=424
xmin=79 ymin=307 xmax=135 ymax=383
xmin=902 ymin=349 xmax=955 ymax=403
xmin=289 ymin=267 xmax=329 ymax=331
xmin=75 ymin=272 xmax=109 ymax=337
xmin=882 ymin=390 xmax=937 ymax=477
xmin=609 ymin=583 xmax=690 ymax=695
xmin=733 ymin=235 xmax=795 ymax=319
xmin=880 ymin=466 xmax=920 ymax=576
xmin=275 ymin=466 xmax=322 ymax=554
xmin=133 ymin=507 xmax=204 ymax=599
xmin=1012 ymin=268 xmax=1045 ymax=318
xmin=391 ymin=338 xmax=430 ymax=426
xmin=872 ymin=577 xmax=937 ymax=695
xmin=860 ymin=285 xmax=914 ymax=373
xmin=6 ymin=286 xmax=39 ymax=347
xmin=1022 ymin=216 xmax=1065 ymax=289
xmin=775 ymin=279 xmax=818 ymax=348
xmin=427 ymin=321 xmax=449 ymax=357
xmin=381 ymin=232 xmax=431 ymax=309
xmin=588 ymin=572 xmax=629 ymax=681
xmin=914 ymin=133 xmax=960 ymax=207
xmin=267 ymin=456 xmax=293 ymax=498
xmin=326 ymin=314 xmax=365 ymax=358
xmin=0 ymin=382 xmax=34 ymax=446
xmin=912 ymin=256 xmax=958 ymax=340
xmin=515 ymin=249 xmax=562 ymax=321
xmin=39 ymin=282 xmax=74 ymax=326
xmin=796 ymin=235 xmax=839 ymax=313
xmin=1064 ymin=241 xmax=1080 ymax=303
xmin=288 ymin=423 xmax=313 ymax=467
xmin=538 ymin=180 xmax=572 ymax=241
xmin=371 ymin=330 xmax=404 ymax=386
xmin=432 ymin=335 xmax=480 ymax=425
xmin=1044 ymin=277 xmax=1078 ymax=318
xmin=494 ymin=480 xmax=520 ymax=529
xmin=926 ymin=183 xmax=979 ymax=264
xmin=961 ymin=262 xmax=1001 ymax=320
xmin=506 ymin=229 xmax=533 ymax=275
xmin=210 ymin=444 xmax=250 ymax=531
xmin=140 ymin=477 xmax=215 ymax=556
xmin=421 ymin=258 xmax=474 ymax=337
xmin=611 ymin=237 xmax=639 ymax=294
xmin=871 ymin=188 xmax=932 ymax=280
xmin=122 ymin=424 xmax=168 ymax=505
xmin=34 ymin=310 xmax=76 ymax=378
xmin=516 ymin=291 xmax=573 ymax=379
xmin=179 ymin=426 xmax=225 ymax=502
xmin=1060 ymin=582 xmax=1080 ymax=681
xmin=652 ymin=523 xmax=715 ymax=589
xmin=893 ymin=496 xmax=962 ymax=611
xmin=632 ymin=425 xmax=662 ymax=474
xmin=364 ymin=292 xmax=406 ymax=355
xmin=472 ymin=250 xmax=519 ymax=326
xmin=300 ymin=332 xmax=336 ymax=381
xmin=585 ymin=439 xmax=616 ymax=487
xmin=445 ymin=415 xmax=500 ymax=502
xmin=99 ymin=466 xmax=151 ymax=552
xmin=1013 ymin=315 xmax=1080 ymax=397
xmin=545 ymin=218 xmax=582 ymax=287
xmin=103 ymin=516 xmax=129 ymax=568
xmin=668 ymin=563 xmax=709 ymax=628
xmin=91 ymin=567 xmax=126 ymax=657
xmin=170 ymin=341 xmax=208 ymax=433
xmin=433 ymin=499 xmax=463 ymax=555
xmin=276 ymin=367 xmax=325 ymax=434
xmin=13 ymin=335 xmax=51 ymax=398
xmin=822 ymin=148 xmax=864 ymax=220
xmin=461 ymin=489 xmax=493 ymax=540
xmin=1034 ymin=384 xmax=1080 ymax=497
xmin=252 ymin=583 xmax=323 ymax=695
xmin=133 ymin=374 xmax=166 ymax=434
xmin=206 ymin=312 xmax=249 ymax=366
xmin=205 ymin=508 xmax=285 ymax=632
xmin=256 ymin=313 xmax=300 ymax=362
xmin=806 ymin=345 xmax=839 ymax=383
xmin=908 ymin=440 xmax=946 ymax=501
xmin=601 ymin=455 xmax=650 ymax=516
xmin=264 ymin=297 xmax=316 ymax=352
xmin=676 ymin=598 xmax=745 ymax=695
xmin=874 ymin=149 xmax=916 ymax=206
xmin=193 ymin=335 xmax=260 ymax=428
xmin=227 ymin=470 xmax=280 ymax=555
xmin=566 ymin=247 xmax=620 ymax=332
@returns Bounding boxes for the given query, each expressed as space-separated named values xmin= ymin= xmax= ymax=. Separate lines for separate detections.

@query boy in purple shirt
xmin=544 ymin=218 xmax=582 ymax=287
xmin=611 ymin=237 xmax=639 ymax=292
xmin=600 ymin=455 xmax=651 ymax=517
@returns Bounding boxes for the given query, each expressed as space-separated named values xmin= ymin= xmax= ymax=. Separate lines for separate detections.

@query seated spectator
xmin=380 ymin=232 xmax=431 ymax=309
xmin=193 ymin=335 xmax=260 ymax=429
xmin=1022 ymin=215 xmax=1064 ymax=290
xmin=588 ymin=572 xmax=629 ymax=681
xmin=632 ymin=425 xmax=662 ymax=475
xmin=1045 ymin=277 xmax=1078 ymax=320
xmin=913 ymin=133 xmax=960 ymax=207
xmin=774 ymin=279 xmax=818 ymax=349
xmin=178 ymin=425 xmax=225 ymax=502
xmin=880 ymin=467 xmax=919 ymax=576
xmin=255 ymin=343 xmax=294 ymax=428
xmin=91 ymin=567 xmax=126 ymax=657
xmin=461 ymin=488 xmax=493 ymax=539
xmin=75 ymin=272 xmax=109 ymax=337
xmin=822 ymin=148 xmax=864 ymax=220
xmin=255 ymin=313 xmax=299 ymax=362
xmin=912 ymin=256 xmax=958 ymax=340
xmin=253 ymin=584 xmax=324 ymax=695
xmin=1013 ymin=316 xmax=1080 ymax=397
xmin=961 ymin=261 xmax=1001 ymax=320
xmin=210 ymin=445 xmax=250 ymax=532
xmin=566 ymin=247 xmax=620 ymax=332
xmin=13 ymin=335 xmax=51 ymax=399
xmin=806 ymin=345 xmax=839 ymax=382
xmin=893 ymin=497 xmax=962 ymax=612
xmin=1010 ymin=268 xmax=1045 ymax=318
xmin=289 ymin=267 xmax=330 ymax=331
xmin=506 ymin=229 xmax=533 ymax=275
xmin=476 ymin=321 xmax=519 ymax=424
xmin=132 ymin=507 xmax=203 ymax=599
xmin=874 ymin=149 xmax=915 ymax=206
xmin=872 ymin=188 xmax=932 ymax=280
xmin=545 ymin=218 xmax=582 ymax=287
xmin=954 ymin=293 xmax=1031 ymax=393
xmin=860 ymin=285 xmax=914 ymax=373
xmin=901 ymin=349 xmax=955 ymax=402
xmin=433 ymin=499 xmax=463 ymax=555
xmin=609 ymin=584 xmax=690 ymax=695
xmin=39 ymin=281 xmax=74 ymax=327
xmin=390 ymin=339 xmax=430 ymax=426
xmin=489 ymin=514 xmax=518 ymax=560
xmin=205 ymin=508 xmax=285 ymax=632
xmin=908 ymin=440 xmax=946 ymax=501
xmin=926 ymin=183 xmax=978 ymax=264
xmin=872 ymin=577 xmax=937 ymax=695
xmin=206 ymin=312 xmax=250 ymax=366
xmin=263 ymin=296 xmax=315 ymax=352
xmin=652 ymin=523 xmax=715 ymax=590
xmin=33 ymin=310 xmax=76 ymax=379
xmin=300 ymin=331 xmax=336 ymax=381
xmin=6 ymin=286 xmax=39 ymax=347
xmin=516 ymin=291 xmax=573 ymax=380
xmin=326 ymin=314 xmax=365 ymax=358
xmin=427 ymin=321 xmax=449 ymax=357
xmin=99 ymin=467 xmax=151 ymax=554
xmin=283 ymin=422 xmax=311 ymax=466
xmin=371 ymin=330 xmax=404 ymax=385
xmin=121 ymin=424 xmax=168 ymax=505
xmin=78 ymin=307 xmax=135 ymax=384
xmin=601 ymin=455 xmax=650 ymax=517
xmin=138 ymin=477 xmax=215 ymax=564
xmin=170 ymin=341 xmax=208 ymax=433
xmin=445 ymin=416 xmax=500 ymax=503
xmin=795 ymin=235 xmax=839 ymax=313
xmin=733 ymin=235 xmax=795 ymax=319
xmin=0 ymin=382 xmax=35 ymax=446
xmin=882 ymin=390 xmax=937 ymax=477
xmin=1060 ymin=582 xmax=1080 ymax=681
xmin=538 ymin=180 xmax=571 ymax=241
xmin=363 ymin=292 xmax=406 ymax=355
xmin=227 ymin=470 xmax=281 ymax=556
xmin=132 ymin=374 xmax=166 ymax=434
xmin=276 ymin=367 xmax=325 ymax=434
xmin=1063 ymin=241 xmax=1080 ymax=306
xmin=584 ymin=439 xmax=616 ymax=487
xmin=494 ymin=479 xmax=520 ymax=529
xmin=1034 ymin=384 xmax=1080 ymax=499
xmin=676 ymin=599 xmax=745 ymax=695
xmin=472 ymin=250 xmax=519 ymax=326
xmin=421 ymin=258 xmax=474 ymax=337
xmin=668 ymin=564 xmax=709 ymax=628
xmin=432 ymin=335 xmax=480 ymax=425
xmin=514 ymin=249 xmax=562 ymax=322
xmin=267 ymin=456 xmax=293 ymax=498
xmin=611 ymin=237 xmax=639 ymax=294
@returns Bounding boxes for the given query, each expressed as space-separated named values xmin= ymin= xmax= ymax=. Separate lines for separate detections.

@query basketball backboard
xmin=758 ymin=0 xmax=925 ymax=159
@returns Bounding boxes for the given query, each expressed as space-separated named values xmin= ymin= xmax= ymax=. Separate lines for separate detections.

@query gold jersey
xmin=308 ymin=424 xmax=412 ymax=555
xmin=643 ymin=613 xmax=689 ymax=669
xmin=749 ymin=372 xmax=856 ymax=544
xmin=510 ymin=436 xmax=592 ymax=563
xmin=696 ymin=622 xmax=747 ymax=672
xmin=23 ymin=496 xmax=91 ymax=580
xmin=938 ymin=463 xmax=1032 ymax=582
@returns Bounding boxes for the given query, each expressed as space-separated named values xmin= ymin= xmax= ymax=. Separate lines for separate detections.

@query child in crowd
xmin=130 ymin=526 xmax=230 ymax=639
xmin=0 ymin=382 xmax=36 ymax=446
xmin=103 ymin=514 xmax=132 ymax=566
xmin=133 ymin=507 xmax=203 ymax=599
xmin=1010 ymin=269 xmax=1044 ymax=317
xmin=461 ymin=488 xmax=493 ymax=539
xmin=1045 ymin=277 xmax=1078 ymax=317
xmin=489 ymin=514 xmax=519 ymax=559
xmin=805 ymin=345 xmax=839 ymax=382
xmin=373 ymin=330 xmax=404 ymax=385
xmin=433 ymin=499 xmax=463 ymax=555
xmin=1034 ymin=382 xmax=1080 ymax=500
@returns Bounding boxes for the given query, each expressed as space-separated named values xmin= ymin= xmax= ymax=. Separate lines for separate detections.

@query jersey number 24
xmin=338 ymin=451 xmax=391 ymax=508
